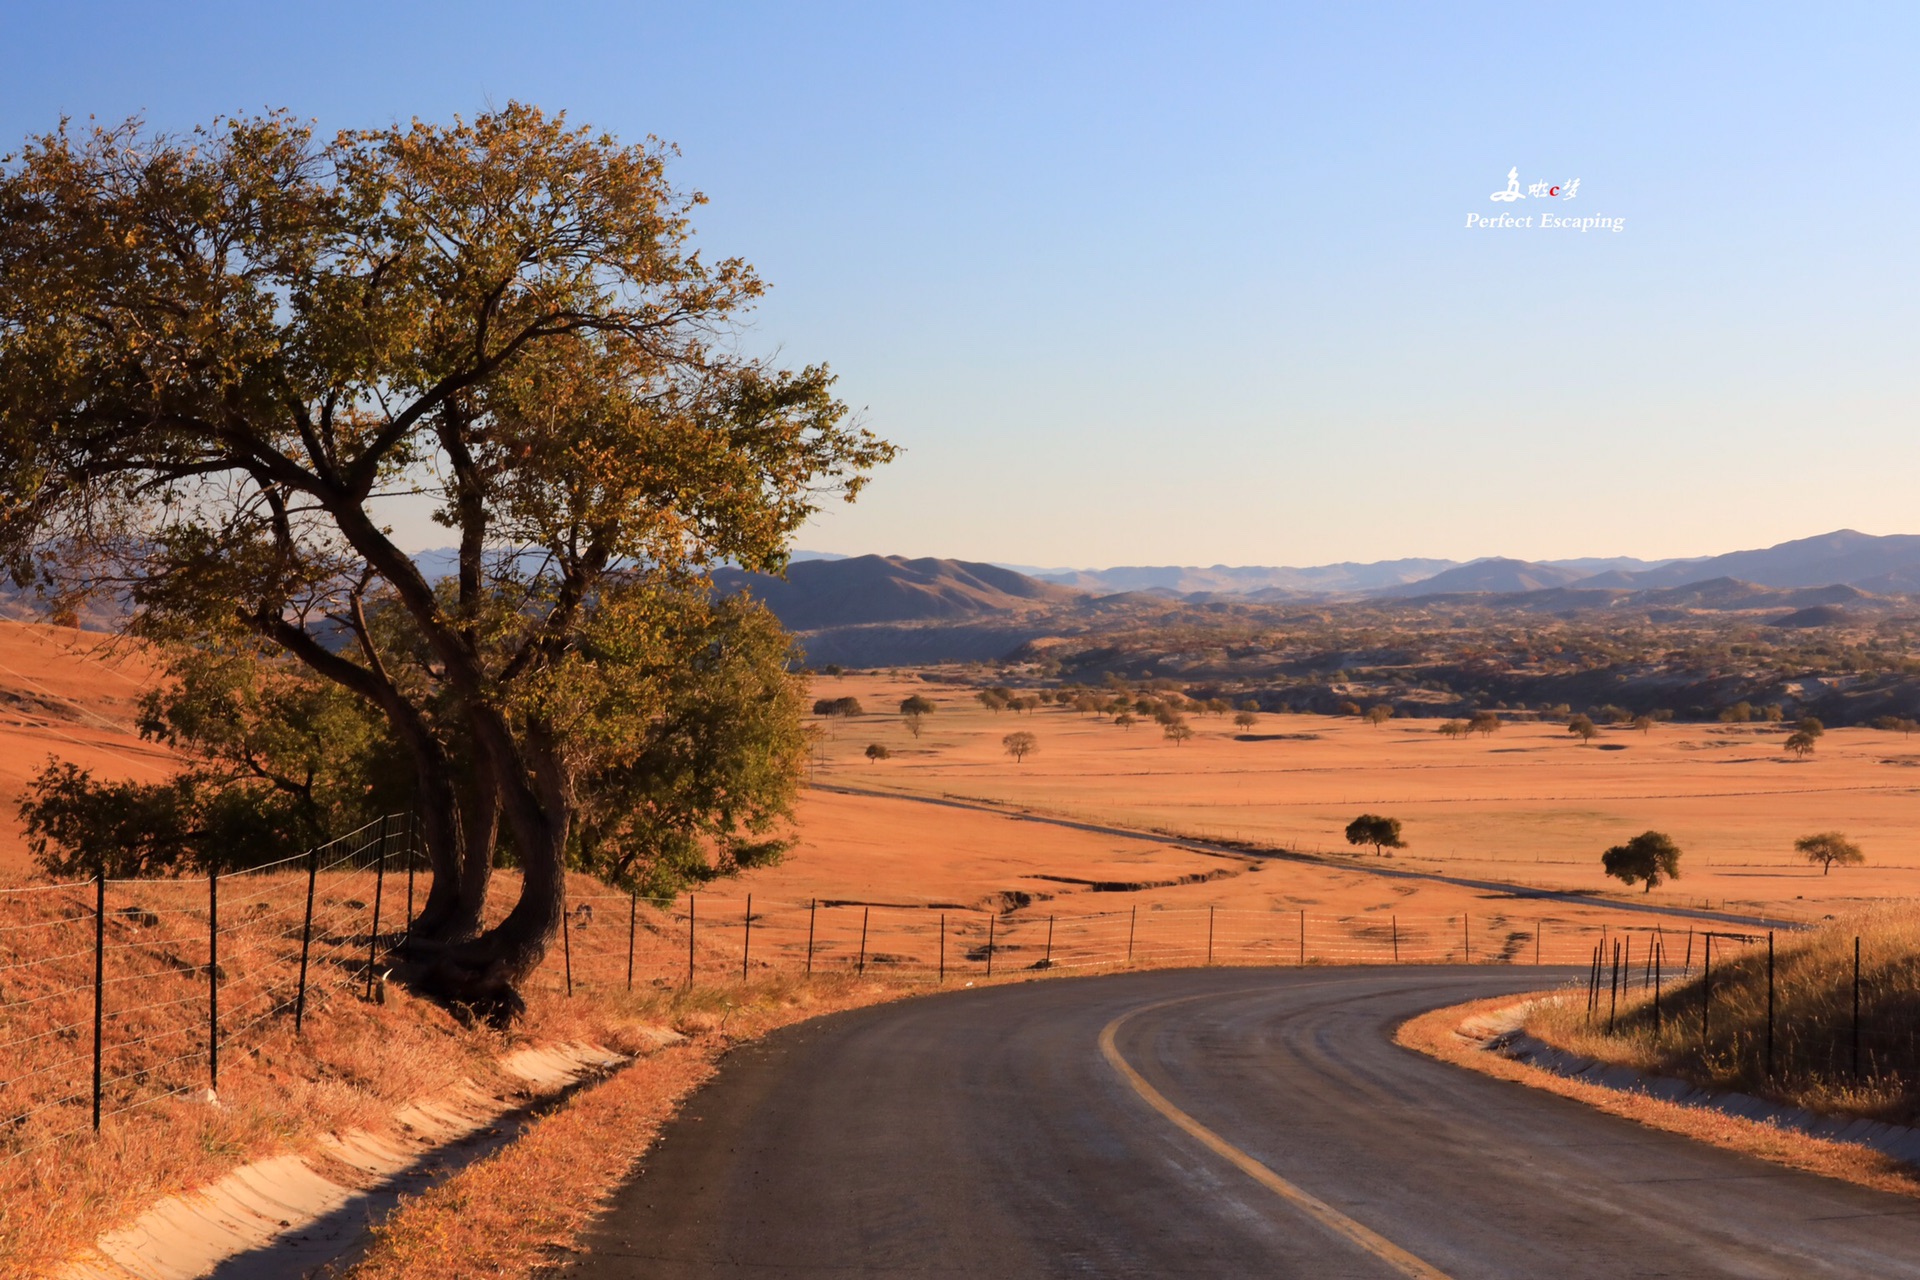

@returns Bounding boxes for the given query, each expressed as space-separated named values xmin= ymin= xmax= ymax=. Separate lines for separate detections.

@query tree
xmin=1567 ymin=714 xmax=1598 ymax=745
xmin=1234 ymin=710 xmax=1259 ymax=730
xmin=1364 ymin=704 xmax=1393 ymax=727
xmin=1794 ymin=831 xmax=1863 ymax=875
xmin=900 ymin=694 xmax=936 ymax=738
xmin=1631 ymin=714 xmax=1653 ymax=735
xmin=1796 ymin=716 xmax=1825 ymax=738
xmin=1468 ymin=711 xmax=1502 ymax=738
xmin=1344 ymin=814 xmax=1405 ymax=857
xmin=1719 ymin=702 xmax=1754 ymax=724
xmin=1438 ymin=720 xmax=1465 ymax=740
xmin=864 ymin=743 xmax=890 ymax=763
xmin=1114 ymin=712 xmax=1136 ymax=731
xmin=1872 ymin=715 xmax=1919 ymax=737
xmin=1601 ymin=831 xmax=1682 ymax=893
xmin=0 ymin=107 xmax=893 ymax=1016
xmin=1162 ymin=718 xmax=1194 ymax=747
xmin=1785 ymin=730 xmax=1817 ymax=759
xmin=1003 ymin=731 xmax=1037 ymax=763
xmin=977 ymin=690 xmax=1009 ymax=713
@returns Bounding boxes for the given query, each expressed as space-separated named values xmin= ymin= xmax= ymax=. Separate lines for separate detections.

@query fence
xmin=0 ymin=816 xmax=411 ymax=1162
xmin=551 ymin=890 xmax=1743 ymax=988
xmin=1577 ymin=927 xmax=1919 ymax=1089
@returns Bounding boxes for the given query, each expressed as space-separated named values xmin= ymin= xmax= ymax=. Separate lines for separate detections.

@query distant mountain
xmin=1381 ymin=558 xmax=1591 ymax=597
xmin=1582 ymin=530 xmax=1920 ymax=591
xmin=1036 ymin=559 xmax=1460 ymax=596
xmin=711 ymin=554 xmax=1079 ymax=631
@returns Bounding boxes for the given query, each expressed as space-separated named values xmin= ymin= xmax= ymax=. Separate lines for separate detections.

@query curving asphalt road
xmin=562 ymin=967 xmax=1920 ymax=1278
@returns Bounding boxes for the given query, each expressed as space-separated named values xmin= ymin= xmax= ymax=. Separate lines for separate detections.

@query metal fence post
xmin=1652 ymin=940 xmax=1663 ymax=1033
xmin=857 ymin=907 xmax=869 ymax=974
xmin=806 ymin=898 xmax=816 ymax=976
xmin=939 ymin=913 xmax=946 ymax=983
xmin=1044 ymin=915 xmax=1054 ymax=967
xmin=1702 ymin=933 xmax=1713 ymax=1044
xmin=1852 ymin=935 xmax=1862 ymax=1079
xmin=686 ymin=893 xmax=696 ymax=989
xmin=295 ymin=840 xmax=319 ymax=1033
xmin=1463 ymin=913 xmax=1471 ymax=964
xmin=1607 ymin=940 xmax=1620 ymax=1034
xmin=561 ymin=891 xmax=574 ymax=998
xmin=986 ymin=914 xmax=995 ymax=977
xmin=403 ymin=812 xmax=417 ymax=948
xmin=1127 ymin=905 xmax=1136 ymax=963
xmin=1391 ymin=914 xmax=1399 ymax=964
xmin=365 ymin=817 xmax=387 ymax=1001
xmin=627 ymin=888 xmax=638 ymax=993
xmin=208 ymin=866 xmax=220 ymax=1092
xmin=1298 ymin=909 xmax=1305 ymax=965
xmin=742 ymin=894 xmax=752 ymax=981
xmin=1765 ymin=931 xmax=1776 ymax=1078
xmin=1206 ymin=906 xmax=1214 ymax=965
xmin=92 ymin=871 xmax=106 ymax=1128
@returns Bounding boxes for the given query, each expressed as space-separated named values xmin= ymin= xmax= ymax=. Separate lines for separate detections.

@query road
xmin=812 ymin=782 xmax=1803 ymax=931
xmin=562 ymin=967 xmax=1920 ymax=1278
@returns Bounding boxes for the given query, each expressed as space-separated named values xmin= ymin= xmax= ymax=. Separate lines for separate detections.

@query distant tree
xmin=1468 ymin=711 xmax=1502 ymax=738
xmin=1601 ymin=831 xmax=1682 ymax=893
xmin=1795 ymin=831 xmax=1864 ymax=875
xmin=1438 ymin=720 xmax=1465 ymax=740
xmin=1872 ymin=715 xmax=1919 ymax=737
xmin=1796 ymin=715 xmax=1825 ymax=738
xmin=1339 ymin=701 xmax=1364 ymax=716
xmin=1785 ymin=730 xmax=1817 ymax=759
xmin=977 ymin=690 xmax=1008 ymax=713
xmin=1649 ymin=709 xmax=1674 ymax=724
xmin=864 ymin=743 xmax=890 ymax=763
xmin=1567 ymin=714 xmax=1598 ymax=745
xmin=811 ymin=698 xmax=838 ymax=717
xmin=1345 ymin=814 xmax=1405 ymax=857
xmin=1240 ymin=699 xmax=1260 ymax=713
xmin=1631 ymin=714 xmax=1653 ymax=735
xmin=1759 ymin=704 xmax=1785 ymax=723
xmin=1152 ymin=703 xmax=1181 ymax=727
xmin=1234 ymin=710 xmax=1259 ymax=730
xmin=822 ymin=664 xmax=844 ymax=677
xmin=1162 ymin=719 xmax=1194 ymax=747
xmin=1074 ymin=693 xmax=1102 ymax=717
xmin=1719 ymin=701 xmax=1753 ymax=724
xmin=1364 ymin=704 xmax=1394 ymax=727
xmin=830 ymin=697 xmax=863 ymax=717
xmin=1114 ymin=712 xmax=1137 ymax=731
xmin=1546 ymin=703 xmax=1573 ymax=720
xmin=1598 ymin=704 xmax=1632 ymax=725
xmin=1003 ymin=730 xmax=1038 ymax=763
xmin=900 ymin=694 xmax=935 ymax=739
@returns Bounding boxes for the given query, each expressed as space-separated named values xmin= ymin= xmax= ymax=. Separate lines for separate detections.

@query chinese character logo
xmin=1491 ymin=168 xmax=1580 ymax=201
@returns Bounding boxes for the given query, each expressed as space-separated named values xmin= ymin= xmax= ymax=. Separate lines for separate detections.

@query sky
xmin=4 ymin=2 xmax=1916 ymax=569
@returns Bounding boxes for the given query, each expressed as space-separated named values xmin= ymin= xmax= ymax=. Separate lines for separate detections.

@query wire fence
xmin=0 ymin=816 xmax=410 ymax=1162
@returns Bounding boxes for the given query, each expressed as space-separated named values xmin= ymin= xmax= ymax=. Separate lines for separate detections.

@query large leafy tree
xmin=0 ymin=106 xmax=893 ymax=1013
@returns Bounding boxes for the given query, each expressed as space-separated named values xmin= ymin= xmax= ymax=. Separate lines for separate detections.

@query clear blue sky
xmin=4 ymin=2 xmax=1915 ymax=568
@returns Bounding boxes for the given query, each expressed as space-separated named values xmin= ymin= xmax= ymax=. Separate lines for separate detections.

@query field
xmin=782 ymin=671 xmax=1920 ymax=925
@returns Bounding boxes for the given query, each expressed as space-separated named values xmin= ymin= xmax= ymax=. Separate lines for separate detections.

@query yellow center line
xmin=1098 ymin=995 xmax=1454 ymax=1280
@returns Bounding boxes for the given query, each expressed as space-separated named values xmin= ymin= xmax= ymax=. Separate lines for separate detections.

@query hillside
xmin=712 ymin=555 xmax=1080 ymax=631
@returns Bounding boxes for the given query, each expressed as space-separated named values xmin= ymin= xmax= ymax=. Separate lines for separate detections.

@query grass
xmin=1526 ymin=907 xmax=1920 ymax=1126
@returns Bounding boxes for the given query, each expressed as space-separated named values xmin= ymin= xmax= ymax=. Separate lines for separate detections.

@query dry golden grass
xmin=1526 ymin=907 xmax=1920 ymax=1125
xmin=807 ymin=671 xmax=1920 ymax=921
xmin=1399 ymin=991 xmax=1920 ymax=1202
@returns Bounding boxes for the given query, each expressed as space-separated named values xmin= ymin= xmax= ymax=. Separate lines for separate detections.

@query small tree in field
xmin=1163 ymin=719 xmax=1195 ymax=747
xmin=1567 ymin=714 xmax=1598 ymax=745
xmin=1795 ymin=831 xmax=1864 ymax=875
xmin=1632 ymin=714 xmax=1653 ymax=734
xmin=1469 ymin=711 xmax=1502 ymax=739
xmin=900 ymin=694 xmax=936 ymax=738
xmin=864 ymin=743 xmax=890 ymax=763
xmin=1364 ymin=704 xmax=1393 ymax=727
xmin=1785 ymin=730 xmax=1817 ymax=759
xmin=1234 ymin=710 xmax=1259 ymax=730
xmin=1114 ymin=712 xmax=1136 ymax=731
xmin=1796 ymin=715 xmax=1825 ymax=738
xmin=1601 ymin=831 xmax=1682 ymax=893
xmin=1345 ymin=814 xmax=1405 ymax=857
xmin=1003 ymin=731 xmax=1037 ymax=763
xmin=1438 ymin=720 xmax=1465 ymax=740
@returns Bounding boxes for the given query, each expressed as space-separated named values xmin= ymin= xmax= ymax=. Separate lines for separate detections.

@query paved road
xmin=563 ymin=967 xmax=1920 ymax=1278
xmin=812 ymin=783 xmax=1803 ymax=931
